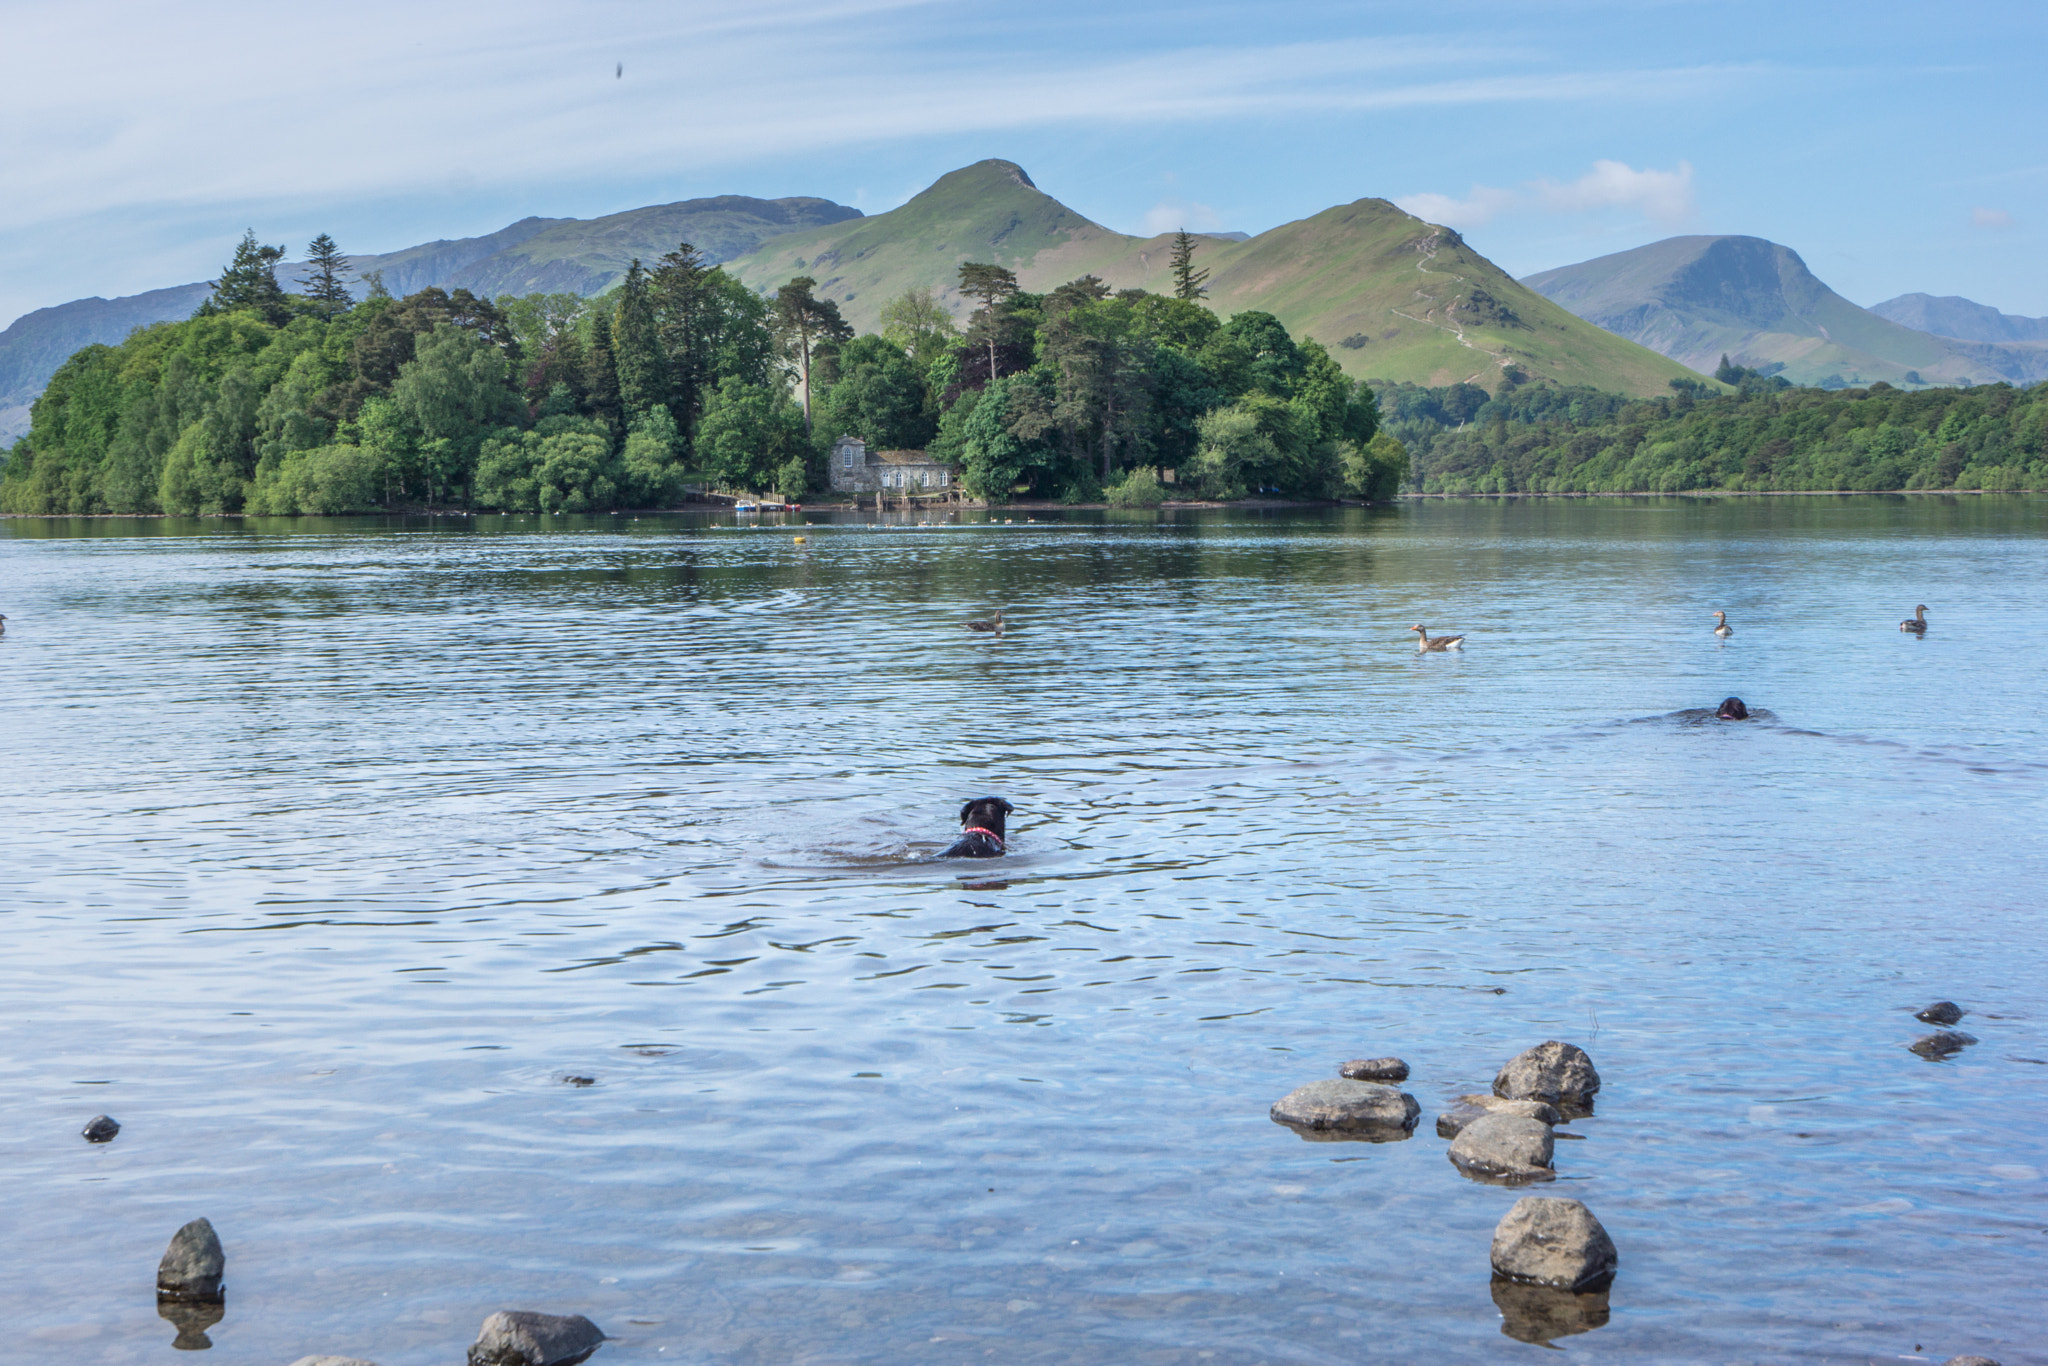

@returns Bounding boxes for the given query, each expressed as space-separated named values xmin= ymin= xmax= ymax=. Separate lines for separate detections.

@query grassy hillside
xmin=1523 ymin=236 xmax=2048 ymax=388
xmin=729 ymin=161 xmax=1702 ymax=397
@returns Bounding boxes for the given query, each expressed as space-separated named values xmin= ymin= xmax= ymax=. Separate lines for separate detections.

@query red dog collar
xmin=961 ymin=827 xmax=1004 ymax=847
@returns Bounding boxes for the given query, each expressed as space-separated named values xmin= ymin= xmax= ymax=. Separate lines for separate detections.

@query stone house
xmin=827 ymin=435 xmax=956 ymax=494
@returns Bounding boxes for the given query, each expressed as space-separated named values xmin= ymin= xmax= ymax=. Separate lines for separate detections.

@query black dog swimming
xmin=1716 ymin=697 xmax=1750 ymax=720
xmin=941 ymin=797 xmax=1013 ymax=858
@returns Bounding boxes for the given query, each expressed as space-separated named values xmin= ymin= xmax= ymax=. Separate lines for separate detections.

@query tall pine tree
xmin=1169 ymin=230 xmax=1209 ymax=302
xmin=773 ymin=276 xmax=852 ymax=434
xmin=956 ymin=262 xmax=1020 ymax=384
xmin=300 ymin=233 xmax=354 ymax=315
xmin=202 ymin=229 xmax=291 ymax=325
xmin=612 ymin=260 xmax=668 ymax=420
xmin=585 ymin=310 xmax=622 ymax=428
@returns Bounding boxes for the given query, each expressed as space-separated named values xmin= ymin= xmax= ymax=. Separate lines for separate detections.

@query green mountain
xmin=727 ymin=160 xmax=1700 ymax=396
xmin=1869 ymin=292 xmax=2048 ymax=345
xmin=1522 ymin=236 xmax=2048 ymax=388
xmin=0 ymin=195 xmax=860 ymax=442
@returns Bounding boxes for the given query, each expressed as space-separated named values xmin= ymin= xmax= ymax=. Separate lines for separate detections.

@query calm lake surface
xmin=4 ymin=498 xmax=2045 ymax=1366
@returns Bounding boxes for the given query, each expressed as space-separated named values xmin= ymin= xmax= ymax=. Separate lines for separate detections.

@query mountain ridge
xmin=1523 ymin=236 xmax=2048 ymax=387
xmin=1869 ymin=292 xmax=2048 ymax=345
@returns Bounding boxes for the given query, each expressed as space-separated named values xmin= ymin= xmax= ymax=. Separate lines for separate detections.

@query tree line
xmin=1375 ymin=375 xmax=2048 ymax=494
xmin=0 ymin=228 xmax=1405 ymax=516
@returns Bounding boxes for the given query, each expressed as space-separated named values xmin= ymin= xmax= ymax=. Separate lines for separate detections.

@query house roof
xmin=874 ymin=449 xmax=946 ymax=466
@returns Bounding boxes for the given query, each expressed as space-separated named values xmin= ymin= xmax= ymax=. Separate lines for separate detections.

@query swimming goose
xmin=1712 ymin=611 xmax=1733 ymax=639
xmin=1411 ymin=624 xmax=1464 ymax=652
xmin=965 ymin=609 xmax=1004 ymax=636
xmin=1900 ymin=605 xmax=1928 ymax=634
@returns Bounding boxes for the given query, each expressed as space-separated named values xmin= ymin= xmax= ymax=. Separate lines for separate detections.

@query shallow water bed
xmin=3 ymin=498 xmax=2045 ymax=1364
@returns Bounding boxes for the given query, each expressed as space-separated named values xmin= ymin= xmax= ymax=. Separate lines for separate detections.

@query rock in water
xmin=81 ymin=1114 xmax=120 ymax=1142
xmin=468 ymin=1310 xmax=605 ymax=1366
xmin=157 ymin=1217 xmax=225 ymax=1302
xmin=1269 ymin=1079 xmax=1420 ymax=1139
xmin=1910 ymin=1031 xmax=1979 ymax=1059
xmin=1339 ymin=1057 xmax=1409 ymax=1082
xmin=1493 ymin=1042 xmax=1600 ymax=1114
xmin=1490 ymin=1278 xmax=1610 ymax=1344
xmin=1490 ymin=1197 xmax=1617 ymax=1292
xmin=1449 ymin=1113 xmax=1556 ymax=1184
xmin=1916 ymin=1001 xmax=1965 ymax=1025
xmin=1436 ymin=1095 xmax=1561 ymax=1139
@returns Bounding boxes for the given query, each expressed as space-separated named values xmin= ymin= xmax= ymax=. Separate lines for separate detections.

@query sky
xmin=2 ymin=0 xmax=2044 ymax=331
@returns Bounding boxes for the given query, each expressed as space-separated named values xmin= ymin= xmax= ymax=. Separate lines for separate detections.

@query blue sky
xmin=2 ymin=0 xmax=2043 ymax=330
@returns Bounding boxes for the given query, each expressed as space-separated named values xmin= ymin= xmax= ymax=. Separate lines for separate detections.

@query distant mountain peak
xmin=1869 ymin=292 xmax=2048 ymax=345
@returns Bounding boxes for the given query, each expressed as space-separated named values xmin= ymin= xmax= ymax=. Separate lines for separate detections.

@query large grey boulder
xmin=1269 ymin=1079 xmax=1419 ymax=1139
xmin=1493 ymin=1042 xmax=1600 ymax=1114
xmin=467 ymin=1311 xmax=605 ymax=1366
xmin=1490 ymin=1197 xmax=1617 ymax=1291
xmin=1490 ymin=1278 xmax=1610 ymax=1344
xmin=1436 ymin=1094 xmax=1561 ymax=1139
xmin=1916 ymin=1001 xmax=1965 ymax=1025
xmin=1339 ymin=1057 xmax=1409 ymax=1082
xmin=157 ymin=1218 xmax=225 ymax=1302
xmin=1449 ymin=1113 xmax=1556 ymax=1184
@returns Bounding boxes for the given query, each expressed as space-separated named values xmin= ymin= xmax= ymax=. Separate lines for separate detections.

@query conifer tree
xmin=300 ymin=233 xmax=355 ymax=315
xmin=1170 ymin=230 xmax=1209 ymax=302
xmin=773 ymin=276 xmax=853 ymax=433
xmin=202 ymin=229 xmax=291 ymax=324
xmin=612 ymin=259 xmax=668 ymax=419
xmin=585 ymin=310 xmax=622 ymax=427
xmin=956 ymin=262 xmax=1020 ymax=384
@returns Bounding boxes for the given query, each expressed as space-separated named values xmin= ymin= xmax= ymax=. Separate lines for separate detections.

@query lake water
xmin=3 ymin=497 xmax=2045 ymax=1366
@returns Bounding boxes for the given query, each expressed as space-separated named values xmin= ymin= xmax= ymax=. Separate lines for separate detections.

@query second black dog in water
xmin=1716 ymin=697 xmax=1750 ymax=720
xmin=941 ymin=797 xmax=1014 ymax=858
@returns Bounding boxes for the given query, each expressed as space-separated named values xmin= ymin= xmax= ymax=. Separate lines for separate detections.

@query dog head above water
xmin=959 ymin=797 xmax=1014 ymax=839
xmin=1716 ymin=697 xmax=1750 ymax=720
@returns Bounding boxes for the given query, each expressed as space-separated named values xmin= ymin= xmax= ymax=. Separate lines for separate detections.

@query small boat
xmin=734 ymin=501 xmax=758 ymax=512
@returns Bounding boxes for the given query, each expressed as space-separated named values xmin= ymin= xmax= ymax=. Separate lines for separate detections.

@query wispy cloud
xmin=1140 ymin=200 xmax=1222 ymax=236
xmin=1397 ymin=160 xmax=1696 ymax=229
xmin=1970 ymin=206 xmax=2016 ymax=229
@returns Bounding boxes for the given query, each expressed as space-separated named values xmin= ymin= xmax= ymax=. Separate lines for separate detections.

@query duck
xmin=1411 ymin=624 xmax=1464 ymax=652
xmin=965 ymin=609 xmax=1005 ymax=636
xmin=1712 ymin=611 xmax=1733 ymax=639
xmin=1900 ymin=604 xmax=1928 ymax=634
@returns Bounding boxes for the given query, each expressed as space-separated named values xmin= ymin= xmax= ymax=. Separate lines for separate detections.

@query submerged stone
xmin=81 ymin=1114 xmax=121 ymax=1143
xmin=1449 ymin=1113 xmax=1556 ymax=1184
xmin=157 ymin=1217 xmax=225 ymax=1303
xmin=1491 ymin=1277 xmax=1610 ymax=1344
xmin=1941 ymin=1357 xmax=2002 ymax=1365
xmin=1493 ymin=1042 xmax=1600 ymax=1114
xmin=1339 ymin=1057 xmax=1409 ymax=1082
xmin=1436 ymin=1094 xmax=1561 ymax=1139
xmin=290 ymin=1358 xmax=379 ymax=1366
xmin=1490 ymin=1197 xmax=1617 ymax=1292
xmin=1269 ymin=1079 xmax=1420 ymax=1139
xmin=1916 ymin=1001 xmax=1965 ymax=1025
xmin=467 ymin=1310 xmax=605 ymax=1366
xmin=1911 ymin=1031 xmax=1979 ymax=1059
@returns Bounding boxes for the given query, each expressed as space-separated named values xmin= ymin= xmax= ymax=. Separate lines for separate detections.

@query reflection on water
xmin=3 ymin=498 xmax=2046 ymax=1364
xmin=1492 ymin=1278 xmax=1610 ymax=1345
xmin=157 ymin=1300 xmax=224 ymax=1352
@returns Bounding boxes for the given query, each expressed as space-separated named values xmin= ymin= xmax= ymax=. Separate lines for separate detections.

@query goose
xmin=965 ymin=609 xmax=1005 ymax=636
xmin=1712 ymin=611 xmax=1733 ymax=639
xmin=0 ymin=613 xmax=7 ymax=634
xmin=1411 ymin=624 xmax=1464 ymax=652
xmin=1900 ymin=604 xmax=1928 ymax=634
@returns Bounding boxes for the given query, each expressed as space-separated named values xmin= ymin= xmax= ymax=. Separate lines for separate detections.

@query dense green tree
xmin=1169 ymin=230 xmax=1210 ymax=301
xmin=818 ymin=334 xmax=934 ymax=451
xmin=696 ymin=377 xmax=811 ymax=493
xmin=584 ymin=310 xmax=622 ymax=428
xmin=300 ymin=234 xmax=354 ymax=316
xmin=386 ymin=324 xmax=525 ymax=504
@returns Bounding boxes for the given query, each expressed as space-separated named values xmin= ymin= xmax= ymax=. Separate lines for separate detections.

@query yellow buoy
xmin=794 ymin=535 xmax=807 ymax=544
